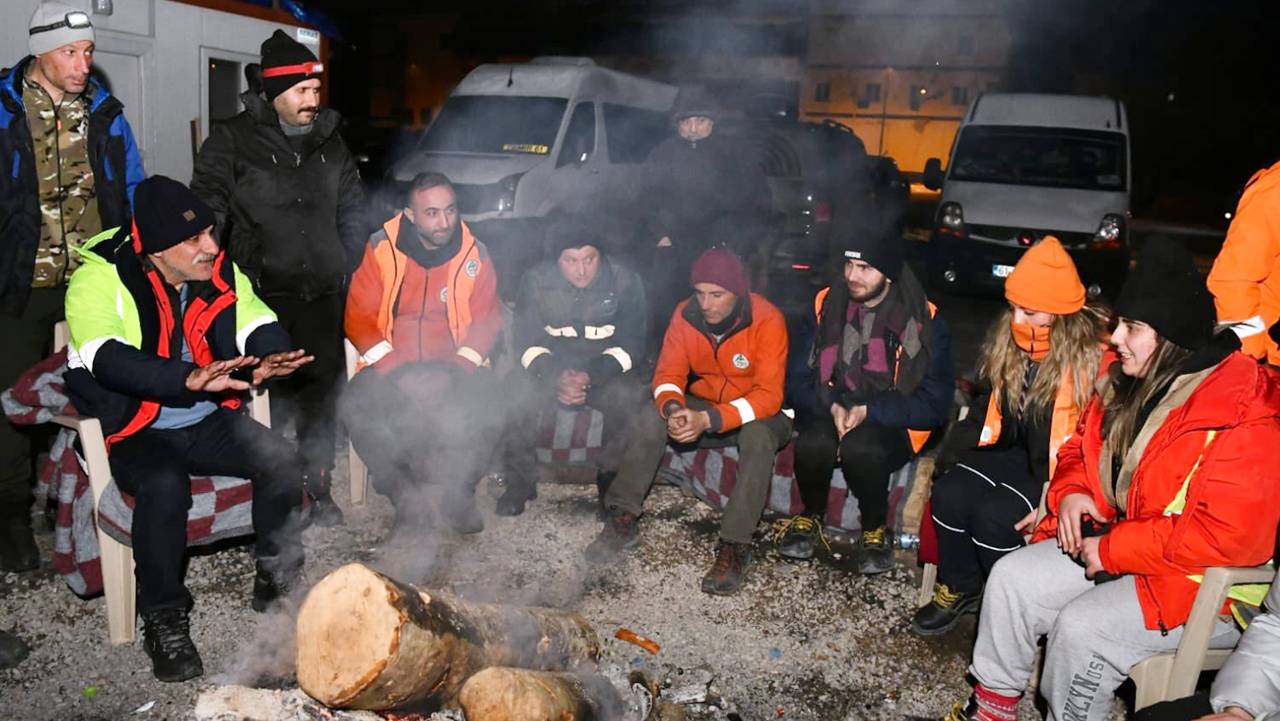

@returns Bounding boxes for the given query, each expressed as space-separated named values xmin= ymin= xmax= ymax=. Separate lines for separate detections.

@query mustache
xmin=298 ymin=106 xmax=319 ymax=114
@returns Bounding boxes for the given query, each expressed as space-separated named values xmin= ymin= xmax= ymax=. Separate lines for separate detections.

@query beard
xmin=847 ymin=277 xmax=888 ymax=303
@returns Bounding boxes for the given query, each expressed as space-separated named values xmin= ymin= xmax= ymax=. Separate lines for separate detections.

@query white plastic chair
xmin=52 ymin=321 xmax=271 ymax=644
xmin=343 ymin=339 xmax=369 ymax=505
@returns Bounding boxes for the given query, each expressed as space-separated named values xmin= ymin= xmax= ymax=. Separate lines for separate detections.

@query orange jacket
xmin=345 ymin=214 xmax=499 ymax=372
xmin=1208 ymin=160 xmax=1280 ymax=364
xmin=1031 ymin=350 xmax=1280 ymax=632
xmin=653 ymin=293 xmax=788 ymax=433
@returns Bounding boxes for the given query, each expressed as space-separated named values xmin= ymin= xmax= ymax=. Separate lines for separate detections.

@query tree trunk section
xmin=295 ymin=563 xmax=600 ymax=710
xmin=458 ymin=667 xmax=596 ymax=721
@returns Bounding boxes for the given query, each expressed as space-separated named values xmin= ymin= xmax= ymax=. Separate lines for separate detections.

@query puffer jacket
xmin=0 ymin=57 xmax=144 ymax=315
xmin=1032 ymin=336 xmax=1280 ymax=632
xmin=190 ymin=91 xmax=365 ymax=300
xmin=1210 ymin=574 xmax=1280 ymax=719
xmin=1208 ymin=160 xmax=1280 ymax=364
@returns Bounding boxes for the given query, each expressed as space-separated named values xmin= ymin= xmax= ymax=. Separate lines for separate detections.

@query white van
xmin=922 ymin=93 xmax=1131 ymax=298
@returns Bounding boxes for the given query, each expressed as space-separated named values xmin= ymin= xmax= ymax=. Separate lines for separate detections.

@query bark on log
xmin=458 ymin=667 xmax=598 ymax=721
xmin=295 ymin=563 xmax=600 ymax=710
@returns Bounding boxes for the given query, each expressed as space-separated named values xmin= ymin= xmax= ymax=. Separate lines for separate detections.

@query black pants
xmin=1131 ymin=693 xmax=1212 ymax=721
xmin=500 ymin=371 xmax=649 ymax=486
xmin=930 ymin=445 xmax=1042 ymax=593
xmin=0 ymin=288 xmax=64 ymax=522
xmin=108 ymin=409 xmax=304 ymax=612
xmin=261 ymin=293 xmax=345 ymax=473
xmin=793 ymin=417 xmax=913 ymax=531
xmin=340 ymin=362 xmax=503 ymax=510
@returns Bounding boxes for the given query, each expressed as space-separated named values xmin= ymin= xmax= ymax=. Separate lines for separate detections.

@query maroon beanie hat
xmin=689 ymin=247 xmax=750 ymax=298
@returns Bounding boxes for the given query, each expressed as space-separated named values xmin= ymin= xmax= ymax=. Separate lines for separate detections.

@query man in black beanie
xmin=496 ymin=221 xmax=649 ymax=516
xmin=192 ymin=29 xmax=365 ymax=527
xmin=63 ymin=175 xmax=314 ymax=682
xmin=785 ymin=208 xmax=953 ymax=572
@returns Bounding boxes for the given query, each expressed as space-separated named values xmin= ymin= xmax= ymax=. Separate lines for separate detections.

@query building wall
xmin=2 ymin=0 xmax=310 ymax=183
xmin=803 ymin=0 xmax=1010 ymax=172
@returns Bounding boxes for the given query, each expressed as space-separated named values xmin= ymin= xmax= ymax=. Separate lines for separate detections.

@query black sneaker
xmin=0 ymin=630 xmax=30 ymax=670
xmin=0 ymin=515 xmax=39 ymax=572
xmin=857 ymin=526 xmax=895 ymax=575
xmin=910 ymin=582 xmax=983 ymax=636
xmin=494 ymin=476 xmax=537 ymax=517
xmin=445 ymin=497 xmax=485 ymax=535
xmin=252 ymin=558 xmax=302 ymax=613
xmin=584 ymin=511 xmax=639 ymax=564
xmin=773 ymin=515 xmax=827 ymax=561
xmin=302 ymin=469 xmax=345 ymax=528
xmin=701 ymin=541 xmax=752 ymax=595
xmin=141 ymin=608 xmax=203 ymax=682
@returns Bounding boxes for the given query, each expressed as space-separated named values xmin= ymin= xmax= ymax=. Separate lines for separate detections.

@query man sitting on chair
xmin=496 ymin=222 xmax=648 ymax=516
xmin=64 ymin=176 xmax=312 ymax=682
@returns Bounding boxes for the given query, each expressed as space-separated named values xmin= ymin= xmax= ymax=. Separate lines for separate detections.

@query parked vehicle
xmin=923 ymin=93 xmax=1131 ymax=299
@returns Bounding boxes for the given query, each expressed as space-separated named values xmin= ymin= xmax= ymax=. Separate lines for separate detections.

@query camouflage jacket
xmin=0 ymin=56 xmax=144 ymax=315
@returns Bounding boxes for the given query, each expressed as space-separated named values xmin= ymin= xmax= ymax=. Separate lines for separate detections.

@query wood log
xmin=458 ymin=667 xmax=597 ymax=721
xmin=295 ymin=563 xmax=600 ymax=710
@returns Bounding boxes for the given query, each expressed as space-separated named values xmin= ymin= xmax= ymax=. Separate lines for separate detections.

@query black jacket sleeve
xmin=244 ymin=322 xmax=292 ymax=359
xmin=514 ymin=272 xmax=556 ymax=379
xmin=334 ymin=139 xmax=368 ymax=275
xmin=587 ymin=268 xmax=647 ymax=384
xmin=865 ymin=311 xmax=955 ymax=430
xmin=92 ymin=340 xmax=205 ymax=406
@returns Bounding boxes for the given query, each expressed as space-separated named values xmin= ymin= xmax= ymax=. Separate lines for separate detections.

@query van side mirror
xmin=923 ymin=158 xmax=944 ymax=191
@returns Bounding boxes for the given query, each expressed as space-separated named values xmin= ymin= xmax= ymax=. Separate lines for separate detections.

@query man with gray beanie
xmin=0 ymin=1 xmax=145 ymax=574
xmin=192 ymin=29 xmax=366 ymax=528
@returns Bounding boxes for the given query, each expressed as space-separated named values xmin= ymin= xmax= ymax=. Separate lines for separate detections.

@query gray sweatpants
xmin=971 ymin=539 xmax=1240 ymax=721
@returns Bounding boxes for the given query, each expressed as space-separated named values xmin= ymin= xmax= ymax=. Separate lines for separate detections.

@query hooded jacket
xmin=1208 ymin=160 xmax=1280 ymax=365
xmin=0 ymin=57 xmax=144 ymax=315
xmin=1032 ymin=336 xmax=1280 ymax=632
xmin=1210 ymin=575 xmax=1280 ymax=719
xmin=515 ymin=256 xmax=646 ymax=383
xmin=190 ymin=91 xmax=365 ymax=300
xmin=63 ymin=227 xmax=289 ymax=446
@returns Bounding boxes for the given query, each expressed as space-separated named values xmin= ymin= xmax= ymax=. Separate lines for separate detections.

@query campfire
xmin=194 ymin=563 xmax=733 ymax=721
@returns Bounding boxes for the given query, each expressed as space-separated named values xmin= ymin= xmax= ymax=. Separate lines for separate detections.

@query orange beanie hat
xmin=1004 ymin=236 xmax=1086 ymax=314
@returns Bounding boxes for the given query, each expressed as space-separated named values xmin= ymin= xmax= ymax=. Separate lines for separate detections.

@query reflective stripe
xmin=521 ymin=346 xmax=551 ymax=369
xmin=1226 ymin=315 xmax=1267 ymax=339
xmin=236 ymin=316 xmax=274 ymax=354
xmin=76 ymin=336 xmax=127 ymax=372
xmin=931 ymin=514 xmax=966 ymax=534
xmin=653 ymin=382 xmax=684 ymax=399
xmin=973 ymin=538 xmax=1023 ymax=552
xmin=1000 ymin=482 xmax=1035 ymax=513
xmin=584 ymin=324 xmax=615 ymax=340
xmin=602 ymin=346 xmax=632 ymax=373
xmin=956 ymin=462 xmax=998 ymax=488
xmin=729 ymin=397 xmax=756 ymax=424
xmin=782 ymin=407 xmax=795 ymax=419
xmin=456 ymin=346 xmax=484 ymax=367
xmin=544 ymin=325 xmax=578 ymax=338
xmin=360 ymin=340 xmax=393 ymax=366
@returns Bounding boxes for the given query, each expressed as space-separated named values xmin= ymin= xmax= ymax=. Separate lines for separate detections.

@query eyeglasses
xmin=29 ymin=11 xmax=92 ymax=36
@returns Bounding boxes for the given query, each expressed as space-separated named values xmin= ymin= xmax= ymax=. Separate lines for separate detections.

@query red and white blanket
xmin=1 ymin=350 xmax=254 ymax=597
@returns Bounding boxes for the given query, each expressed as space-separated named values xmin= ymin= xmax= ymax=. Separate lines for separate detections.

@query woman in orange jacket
xmin=928 ymin=240 xmax=1280 ymax=721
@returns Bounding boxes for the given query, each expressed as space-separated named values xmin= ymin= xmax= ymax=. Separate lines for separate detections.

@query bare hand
xmin=668 ymin=408 xmax=710 ymax=443
xmin=830 ymin=403 xmax=849 ymax=436
xmin=186 ymin=356 xmax=257 ymax=393
xmin=657 ymin=236 xmax=672 ymax=248
xmin=1014 ymin=508 xmax=1038 ymax=534
xmin=1057 ymin=492 xmax=1104 ymax=556
xmin=1195 ymin=709 xmax=1254 ymax=721
xmin=845 ymin=404 xmax=869 ymax=433
xmin=251 ymin=349 xmax=314 ymax=386
xmin=557 ymin=369 xmax=590 ymax=406
xmin=1080 ymin=536 xmax=1104 ymax=578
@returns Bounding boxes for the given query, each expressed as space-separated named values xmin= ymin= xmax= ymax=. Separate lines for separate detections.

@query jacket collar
xmin=682 ymin=292 xmax=755 ymax=344
xmin=241 ymin=89 xmax=340 ymax=141
xmin=1 ymin=56 xmax=114 ymax=115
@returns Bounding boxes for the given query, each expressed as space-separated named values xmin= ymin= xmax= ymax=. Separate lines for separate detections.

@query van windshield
xmin=949 ymin=125 xmax=1127 ymax=192
xmin=420 ymin=96 xmax=568 ymax=155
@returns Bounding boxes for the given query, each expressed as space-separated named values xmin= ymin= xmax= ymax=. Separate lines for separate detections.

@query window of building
xmin=814 ymin=81 xmax=831 ymax=103
xmin=208 ymin=58 xmax=243 ymax=122
xmin=556 ymin=102 xmax=595 ymax=168
xmin=910 ymin=85 xmax=926 ymax=111
xmin=952 ymin=86 xmax=969 ymax=106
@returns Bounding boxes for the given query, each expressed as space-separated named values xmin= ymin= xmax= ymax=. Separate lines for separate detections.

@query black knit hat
xmin=1114 ymin=236 xmax=1214 ymax=350
xmin=132 ymin=176 xmax=215 ymax=255
xmin=672 ymin=85 xmax=719 ymax=122
xmin=832 ymin=203 xmax=905 ymax=280
xmin=547 ymin=219 xmax=603 ymax=259
xmin=259 ymin=29 xmax=321 ymax=102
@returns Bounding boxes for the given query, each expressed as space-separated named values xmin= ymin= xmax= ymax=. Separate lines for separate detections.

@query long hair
xmin=978 ymin=305 xmax=1108 ymax=417
xmin=1102 ymin=335 xmax=1194 ymax=460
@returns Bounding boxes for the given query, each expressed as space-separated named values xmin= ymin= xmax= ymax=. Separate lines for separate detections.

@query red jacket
xmin=1032 ymin=351 xmax=1280 ymax=632
xmin=653 ymin=293 xmax=788 ymax=433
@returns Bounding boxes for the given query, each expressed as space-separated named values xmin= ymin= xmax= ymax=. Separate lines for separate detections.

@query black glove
xmin=1072 ymin=519 xmax=1121 ymax=584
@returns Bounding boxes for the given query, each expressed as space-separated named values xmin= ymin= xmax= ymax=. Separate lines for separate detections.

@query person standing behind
xmin=1208 ymin=160 xmax=1280 ymax=365
xmin=0 ymin=1 xmax=144 ymax=571
xmin=192 ymin=30 xmax=364 ymax=527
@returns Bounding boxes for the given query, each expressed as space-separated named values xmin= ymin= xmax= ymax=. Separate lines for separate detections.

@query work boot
xmin=301 ymin=469 xmax=344 ymax=528
xmin=0 ymin=513 xmax=39 ymax=572
xmin=0 ymin=630 xmax=30 ymax=670
xmin=141 ymin=608 xmax=203 ymax=682
xmin=251 ymin=557 xmax=302 ymax=613
xmin=594 ymin=471 xmax=616 ymax=520
xmin=857 ymin=526 xmax=895 ymax=575
xmin=584 ymin=511 xmax=639 ymax=564
xmin=701 ymin=541 xmax=752 ymax=595
xmin=910 ymin=582 xmax=983 ymax=636
xmin=494 ymin=475 xmax=537 ymax=517
xmin=774 ymin=515 xmax=827 ymax=561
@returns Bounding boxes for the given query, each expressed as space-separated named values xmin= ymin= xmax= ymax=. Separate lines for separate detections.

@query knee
xmin=736 ymin=421 xmax=776 ymax=455
xmin=984 ymin=543 xmax=1036 ymax=595
xmin=793 ymin=423 xmax=835 ymax=460
xmin=129 ymin=465 xmax=193 ymax=511
xmin=930 ymin=471 xmax=972 ymax=520
xmin=1047 ymin=598 xmax=1098 ymax=653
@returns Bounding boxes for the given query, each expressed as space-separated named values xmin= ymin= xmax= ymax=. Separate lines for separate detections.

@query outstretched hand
xmin=252 ymin=349 xmax=314 ymax=386
xmin=186 ymin=357 xmax=257 ymax=393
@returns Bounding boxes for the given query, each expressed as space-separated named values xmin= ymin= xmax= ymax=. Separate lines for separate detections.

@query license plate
xmin=991 ymin=264 xmax=1015 ymax=278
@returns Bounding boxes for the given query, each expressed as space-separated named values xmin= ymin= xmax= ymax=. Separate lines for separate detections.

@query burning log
xmin=458 ymin=667 xmax=597 ymax=721
xmin=296 ymin=563 xmax=600 ymax=710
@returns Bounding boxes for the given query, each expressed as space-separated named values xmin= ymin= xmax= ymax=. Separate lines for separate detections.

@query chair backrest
xmin=54 ymin=320 xmax=70 ymax=354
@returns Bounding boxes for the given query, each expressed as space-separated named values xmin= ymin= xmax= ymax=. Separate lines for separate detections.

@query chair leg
xmin=349 ymin=442 xmax=368 ymax=506
xmin=918 ymin=562 xmax=938 ymax=608
xmin=98 ymin=530 xmax=136 ymax=644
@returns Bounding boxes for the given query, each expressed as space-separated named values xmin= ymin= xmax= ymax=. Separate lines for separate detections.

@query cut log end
xmin=459 ymin=667 xmax=594 ymax=721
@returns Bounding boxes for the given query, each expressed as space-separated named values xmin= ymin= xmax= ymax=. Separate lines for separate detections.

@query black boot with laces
xmin=141 ymin=608 xmax=203 ymax=682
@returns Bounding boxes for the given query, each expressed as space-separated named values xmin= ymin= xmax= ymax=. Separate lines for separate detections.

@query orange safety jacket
xmin=1208 ymin=160 xmax=1280 ymax=364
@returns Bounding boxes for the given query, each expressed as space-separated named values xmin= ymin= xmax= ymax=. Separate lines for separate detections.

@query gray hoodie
xmin=1212 ymin=577 xmax=1280 ymax=721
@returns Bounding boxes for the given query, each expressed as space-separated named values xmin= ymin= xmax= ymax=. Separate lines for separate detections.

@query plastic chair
xmin=1131 ymin=563 xmax=1277 ymax=710
xmin=51 ymin=321 xmax=271 ymax=644
xmin=344 ymin=339 xmax=369 ymax=505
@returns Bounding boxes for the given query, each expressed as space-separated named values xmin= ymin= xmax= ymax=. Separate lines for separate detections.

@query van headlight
xmin=937 ymin=202 xmax=965 ymax=234
xmin=1092 ymin=214 xmax=1125 ymax=249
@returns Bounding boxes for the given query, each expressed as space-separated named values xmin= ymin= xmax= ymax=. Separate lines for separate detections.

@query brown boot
xmin=701 ymin=541 xmax=752 ymax=595
xmin=584 ymin=511 xmax=639 ymax=565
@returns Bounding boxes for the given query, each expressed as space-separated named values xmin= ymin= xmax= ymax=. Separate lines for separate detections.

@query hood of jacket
xmin=240 ymin=89 xmax=341 ymax=143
